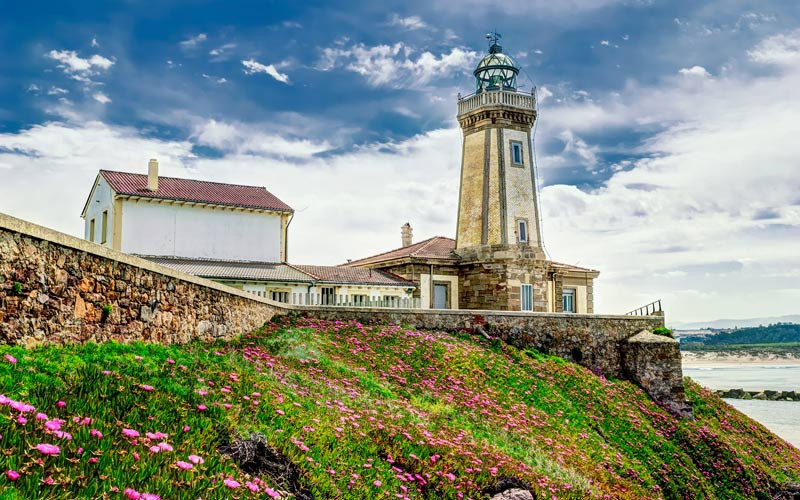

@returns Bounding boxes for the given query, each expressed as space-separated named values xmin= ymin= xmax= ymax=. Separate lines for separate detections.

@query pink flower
xmin=124 ymin=489 xmax=141 ymax=500
xmin=122 ymin=428 xmax=139 ymax=438
xmin=157 ymin=442 xmax=173 ymax=452
xmin=43 ymin=477 xmax=54 ymax=485
xmin=223 ymin=478 xmax=240 ymax=489
xmin=167 ymin=359 xmax=175 ymax=365
xmin=140 ymin=385 xmax=154 ymax=391
xmin=36 ymin=443 xmax=60 ymax=455
xmin=373 ymin=480 xmax=382 ymax=487
xmin=89 ymin=457 xmax=98 ymax=463
xmin=276 ymin=409 xmax=285 ymax=416
xmin=102 ymin=370 xmax=111 ymax=376
xmin=133 ymin=452 xmax=140 ymax=461
xmin=90 ymin=429 xmax=103 ymax=439
xmin=9 ymin=401 xmax=34 ymax=413
xmin=176 ymin=461 xmax=193 ymax=470
xmin=56 ymin=400 xmax=66 ymax=408
xmin=6 ymin=470 xmax=20 ymax=481
xmin=140 ymin=494 xmax=161 ymax=500
xmin=44 ymin=419 xmax=63 ymax=431
xmin=149 ymin=445 xmax=161 ymax=453
xmin=4 ymin=354 xmax=16 ymax=364
xmin=17 ymin=415 xmax=27 ymax=425
xmin=188 ymin=454 xmax=204 ymax=465
xmin=245 ymin=481 xmax=259 ymax=492
xmin=135 ymin=355 xmax=143 ymax=361
xmin=265 ymin=488 xmax=281 ymax=498
xmin=196 ymin=404 xmax=207 ymax=411
xmin=183 ymin=425 xmax=190 ymax=432
xmin=36 ymin=412 xmax=48 ymax=421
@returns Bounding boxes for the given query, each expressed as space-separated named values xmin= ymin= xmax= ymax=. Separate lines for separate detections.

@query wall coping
xmin=0 ymin=211 xmax=280 ymax=307
xmin=281 ymin=303 xmax=663 ymax=322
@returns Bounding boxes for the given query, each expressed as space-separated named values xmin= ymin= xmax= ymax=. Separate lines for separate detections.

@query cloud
xmin=47 ymin=50 xmax=114 ymax=80
xmin=678 ymin=65 xmax=711 ymax=78
xmin=91 ymin=37 xmax=99 ymax=48
xmin=241 ymin=59 xmax=290 ymax=83
xmin=180 ymin=33 xmax=207 ymax=48
xmin=748 ymin=29 xmax=800 ymax=65
xmin=317 ymin=42 xmax=477 ymax=88
xmin=388 ymin=14 xmax=428 ymax=30
xmin=92 ymin=92 xmax=111 ymax=104
xmin=209 ymin=43 xmax=237 ymax=60
xmin=47 ymin=87 xmax=69 ymax=95
xmin=26 ymin=84 xmax=40 ymax=92
xmin=600 ymin=40 xmax=610 ymax=46
xmin=191 ymin=119 xmax=330 ymax=158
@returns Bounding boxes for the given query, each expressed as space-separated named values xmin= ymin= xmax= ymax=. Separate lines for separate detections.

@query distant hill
xmin=670 ymin=314 xmax=800 ymax=330
xmin=679 ymin=322 xmax=800 ymax=346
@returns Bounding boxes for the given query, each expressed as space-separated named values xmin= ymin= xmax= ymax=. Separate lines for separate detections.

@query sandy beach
xmin=682 ymin=351 xmax=800 ymax=367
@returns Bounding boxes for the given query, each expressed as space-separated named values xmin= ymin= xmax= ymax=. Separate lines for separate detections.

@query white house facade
xmin=81 ymin=159 xmax=293 ymax=262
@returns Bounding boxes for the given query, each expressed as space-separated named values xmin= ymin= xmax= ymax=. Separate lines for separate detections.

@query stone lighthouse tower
xmin=455 ymin=33 xmax=542 ymax=254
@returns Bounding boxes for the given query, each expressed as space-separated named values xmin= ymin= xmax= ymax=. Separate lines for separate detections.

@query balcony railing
xmin=457 ymin=89 xmax=536 ymax=116
xmin=626 ymin=299 xmax=663 ymax=316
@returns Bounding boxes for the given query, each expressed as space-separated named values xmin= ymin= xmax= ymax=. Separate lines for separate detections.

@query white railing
xmin=457 ymin=89 xmax=536 ymax=116
xmin=246 ymin=290 xmax=422 ymax=309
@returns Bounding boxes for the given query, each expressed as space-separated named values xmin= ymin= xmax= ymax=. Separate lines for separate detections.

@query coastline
xmin=682 ymin=351 xmax=800 ymax=367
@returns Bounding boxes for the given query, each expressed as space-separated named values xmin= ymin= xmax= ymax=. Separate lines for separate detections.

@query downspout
xmin=430 ymin=263 xmax=434 ymax=309
xmin=284 ymin=212 xmax=294 ymax=263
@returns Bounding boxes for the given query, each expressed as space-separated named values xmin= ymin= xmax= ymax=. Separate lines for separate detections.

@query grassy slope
xmin=0 ymin=315 xmax=798 ymax=499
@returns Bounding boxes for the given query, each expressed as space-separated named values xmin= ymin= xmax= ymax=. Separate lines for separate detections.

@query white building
xmin=81 ymin=160 xmax=418 ymax=306
xmin=81 ymin=159 xmax=292 ymax=262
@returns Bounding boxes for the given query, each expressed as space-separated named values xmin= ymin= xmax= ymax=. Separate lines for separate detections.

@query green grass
xmin=0 ymin=314 xmax=798 ymax=499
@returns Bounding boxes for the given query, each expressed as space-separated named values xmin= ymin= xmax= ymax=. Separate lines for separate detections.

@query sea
xmin=683 ymin=364 xmax=800 ymax=448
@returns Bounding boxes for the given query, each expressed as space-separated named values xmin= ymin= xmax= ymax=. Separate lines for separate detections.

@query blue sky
xmin=1 ymin=0 xmax=799 ymax=322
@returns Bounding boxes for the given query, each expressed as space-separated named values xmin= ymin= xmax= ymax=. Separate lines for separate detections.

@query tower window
xmin=517 ymin=219 xmax=529 ymax=243
xmin=89 ymin=219 xmax=96 ymax=242
xmin=510 ymin=141 xmax=524 ymax=166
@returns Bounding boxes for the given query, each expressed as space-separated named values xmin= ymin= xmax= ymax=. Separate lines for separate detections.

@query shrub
xmin=652 ymin=327 xmax=673 ymax=337
xmin=12 ymin=281 xmax=22 ymax=294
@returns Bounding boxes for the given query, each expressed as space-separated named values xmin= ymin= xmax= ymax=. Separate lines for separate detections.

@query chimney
xmin=147 ymin=158 xmax=159 ymax=191
xmin=401 ymin=222 xmax=413 ymax=247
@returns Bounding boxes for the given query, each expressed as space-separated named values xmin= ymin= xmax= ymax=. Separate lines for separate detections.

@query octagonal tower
xmin=455 ymin=33 xmax=542 ymax=254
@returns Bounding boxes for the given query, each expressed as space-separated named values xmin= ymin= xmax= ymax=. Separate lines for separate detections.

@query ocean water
xmin=723 ymin=399 xmax=800 ymax=448
xmin=683 ymin=365 xmax=800 ymax=391
xmin=683 ymin=364 xmax=800 ymax=448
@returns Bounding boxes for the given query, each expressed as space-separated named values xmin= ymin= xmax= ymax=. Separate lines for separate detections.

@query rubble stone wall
xmin=0 ymin=213 xmax=282 ymax=347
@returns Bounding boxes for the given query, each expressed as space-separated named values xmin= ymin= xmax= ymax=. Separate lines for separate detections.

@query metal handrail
xmin=626 ymin=299 xmax=662 ymax=316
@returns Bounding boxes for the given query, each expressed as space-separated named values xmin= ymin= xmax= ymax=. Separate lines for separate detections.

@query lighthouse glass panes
xmin=474 ymin=52 xmax=519 ymax=91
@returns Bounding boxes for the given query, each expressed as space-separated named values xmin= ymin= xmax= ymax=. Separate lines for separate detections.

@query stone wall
xmin=0 ymin=212 xmax=283 ymax=347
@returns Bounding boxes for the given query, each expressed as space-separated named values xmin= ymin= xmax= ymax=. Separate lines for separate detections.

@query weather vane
xmin=485 ymin=30 xmax=502 ymax=46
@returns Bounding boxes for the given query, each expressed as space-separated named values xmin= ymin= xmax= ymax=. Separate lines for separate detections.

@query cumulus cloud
xmin=316 ymin=42 xmax=477 ymax=88
xmin=191 ymin=119 xmax=330 ymax=158
xmin=241 ymin=59 xmax=290 ymax=83
xmin=47 ymin=50 xmax=114 ymax=82
xmin=748 ymin=29 xmax=800 ymax=65
xmin=388 ymin=14 xmax=428 ymax=30
xmin=678 ymin=65 xmax=711 ymax=78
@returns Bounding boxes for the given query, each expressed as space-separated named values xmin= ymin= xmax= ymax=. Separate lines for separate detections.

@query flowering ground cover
xmin=0 ymin=314 xmax=798 ymax=499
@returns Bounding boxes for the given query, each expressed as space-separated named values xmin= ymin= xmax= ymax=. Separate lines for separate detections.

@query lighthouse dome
xmin=473 ymin=43 xmax=519 ymax=92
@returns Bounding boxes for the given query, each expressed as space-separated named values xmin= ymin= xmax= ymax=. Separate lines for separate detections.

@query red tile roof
xmin=293 ymin=265 xmax=416 ymax=287
xmin=342 ymin=236 xmax=458 ymax=267
xmin=100 ymin=170 xmax=292 ymax=212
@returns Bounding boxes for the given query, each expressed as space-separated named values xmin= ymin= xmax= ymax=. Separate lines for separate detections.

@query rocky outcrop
xmin=717 ymin=389 xmax=800 ymax=401
xmin=623 ymin=330 xmax=694 ymax=419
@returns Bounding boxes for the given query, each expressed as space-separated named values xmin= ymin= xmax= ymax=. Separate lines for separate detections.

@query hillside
xmin=680 ymin=323 xmax=800 ymax=348
xmin=0 ymin=315 xmax=798 ymax=499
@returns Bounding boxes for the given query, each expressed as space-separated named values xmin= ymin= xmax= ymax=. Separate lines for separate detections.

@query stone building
xmin=345 ymin=35 xmax=599 ymax=312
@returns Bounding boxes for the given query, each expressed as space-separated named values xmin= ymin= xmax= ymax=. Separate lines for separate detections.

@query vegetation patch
xmin=0 ymin=314 xmax=797 ymax=499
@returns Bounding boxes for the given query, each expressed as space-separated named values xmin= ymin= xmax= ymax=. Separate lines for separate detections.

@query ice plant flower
xmin=176 ymin=461 xmax=193 ymax=470
xmin=157 ymin=442 xmax=173 ymax=451
xmin=265 ymin=488 xmax=281 ymax=498
xmin=140 ymin=384 xmax=154 ymax=391
xmin=56 ymin=400 xmax=66 ymax=408
xmin=90 ymin=429 xmax=103 ymax=439
xmin=6 ymin=470 xmax=20 ymax=481
xmin=224 ymin=478 xmax=240 ymax=489
xmin=122 ymin=428 xmax=139 ymax=438
xmin=17 ymin=415 xmax=27 ymax=425
xmin=4 ymin=354 xmax=16 ymax=364
xmin=36 ymin=443 xmax=60 ymax=455
xmin=196 ymin=404 xmax=207 ymax=411
xmin=188 ymin=454 xmax=204 ymax=464
xmin=124 ymin=489 xmax=141 ymax=499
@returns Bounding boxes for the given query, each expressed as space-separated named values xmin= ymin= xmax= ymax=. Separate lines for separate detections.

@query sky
xmin=1 ymin=0 xmax=799 ymax=323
